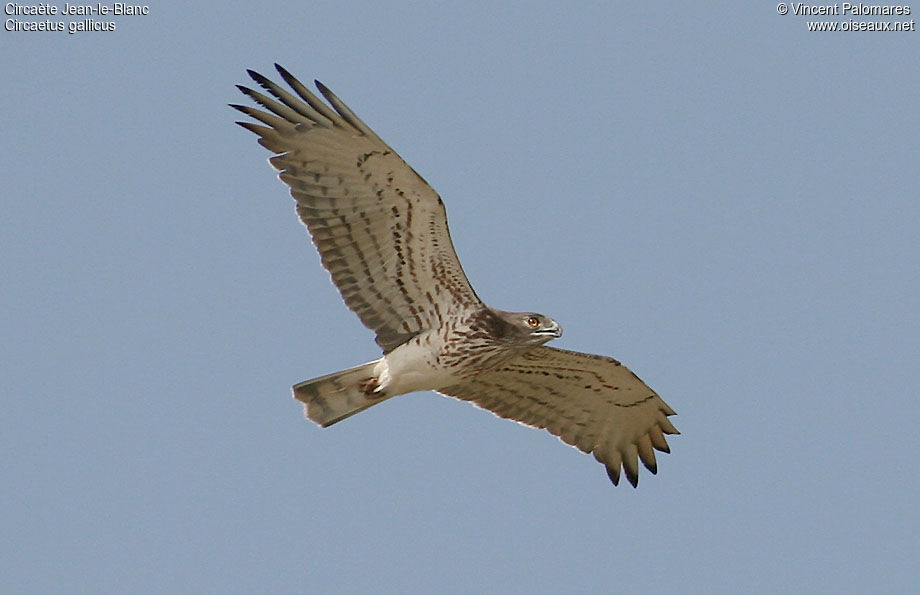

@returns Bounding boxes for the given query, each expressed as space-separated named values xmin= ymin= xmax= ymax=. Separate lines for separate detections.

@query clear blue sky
xmin=3 ymin=2 xmax=918 ymax=593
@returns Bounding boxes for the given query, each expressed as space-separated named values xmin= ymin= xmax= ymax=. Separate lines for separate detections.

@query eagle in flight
xmin=233 ymin=65 xmax=678 ymax=487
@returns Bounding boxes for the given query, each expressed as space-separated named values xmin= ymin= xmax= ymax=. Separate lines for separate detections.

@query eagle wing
xmin=233 ymin=65 xmax=482 ymax=352
xmin=438 ymin=346 xmax=678 ymax=487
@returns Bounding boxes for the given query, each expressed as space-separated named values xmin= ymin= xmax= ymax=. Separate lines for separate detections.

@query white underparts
xmin=372 ymin=331 xmax=461 ymax=397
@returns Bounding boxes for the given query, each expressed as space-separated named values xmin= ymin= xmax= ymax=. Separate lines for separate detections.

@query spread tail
xmin=293 ymin=360 xmax=392 ymax=427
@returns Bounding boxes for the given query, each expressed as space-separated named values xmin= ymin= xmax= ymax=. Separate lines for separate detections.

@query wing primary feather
xmin=247 ymin=69 xmax=335 ymax=128
xmin=314 ymin=80 xmax=385 ymax=145
xmin=659 ymin=417 xmax=680 ymax=435
xmin=229 ymin=103 xmax=297 ymax=132
xmin=622 ymin=443 xmax=640 ymax=488
xmin=235 ymin=85 xmax=306 ymax=124
xmin=606 ymin=466 xmax=621 ymax=486
xmin=234 ymin=120 xmax=274 ymax=136
xmin=637 ymin=434 xmax=658 ymax=474
xmin=273 ymin=64 xmax=343 ymax=127
xmin=648 ymin=423 xmax=671 ymax=453
xmin=659 ymin=402 xmax=677 ymax=416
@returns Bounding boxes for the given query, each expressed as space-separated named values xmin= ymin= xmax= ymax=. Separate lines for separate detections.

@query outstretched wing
xmin=233 ymin=65 xmax=482 ymax=352
xmin=438 ymin=346 xmax=678 ymax=487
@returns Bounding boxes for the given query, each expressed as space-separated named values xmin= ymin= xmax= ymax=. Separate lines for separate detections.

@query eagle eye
xmin=526 ymin=315 xmax=541 ymax=328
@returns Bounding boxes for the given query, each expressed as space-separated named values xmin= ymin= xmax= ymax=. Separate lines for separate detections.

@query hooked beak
xmin=534 ymin=320 xmax=563 ymax=339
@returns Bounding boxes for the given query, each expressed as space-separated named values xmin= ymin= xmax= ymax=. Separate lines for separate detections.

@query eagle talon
xmin=360 ymin=377 xmax=381 ymax=397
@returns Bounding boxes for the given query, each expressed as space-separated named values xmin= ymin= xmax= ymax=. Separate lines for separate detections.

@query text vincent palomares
xmin=787 ymin=3 xmax=910 ymax=16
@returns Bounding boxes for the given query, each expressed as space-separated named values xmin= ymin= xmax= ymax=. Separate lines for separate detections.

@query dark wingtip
xmin=247 ymin=69 xmax=272 ymax=88
xmin=275 ymin=63 xmax=295 ymax=82
xmin=606 ymin=466 xmax=620 ymax=486
xmin=314 ymin=80 xmax=332 ymax=98
xmin=625 ymin=467 xmax=639 ymax=488
xmin=234 ymin=121 xmax=265 ymax=135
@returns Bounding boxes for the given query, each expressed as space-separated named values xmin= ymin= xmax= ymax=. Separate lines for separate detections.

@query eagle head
xmin=479 ymin=308 xmax=562 ymax=346
xmin=519 ymin=312 xmax=563 ymax=344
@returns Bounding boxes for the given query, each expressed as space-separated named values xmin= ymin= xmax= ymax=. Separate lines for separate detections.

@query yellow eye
xmin=526 ymin=316 xmax=540 ymax=328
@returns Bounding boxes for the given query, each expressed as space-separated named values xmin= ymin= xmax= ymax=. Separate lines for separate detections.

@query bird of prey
xmin=233 ymin=65 xmax=678 ymax=487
